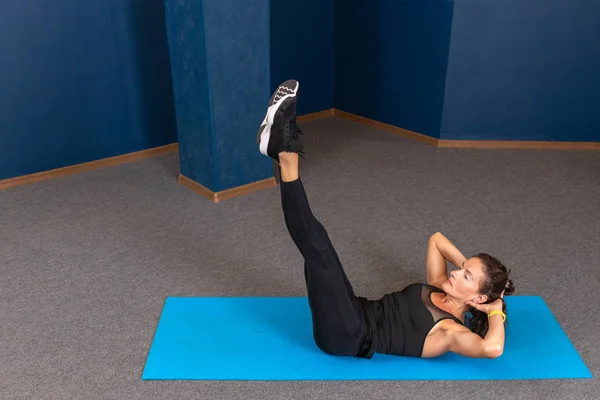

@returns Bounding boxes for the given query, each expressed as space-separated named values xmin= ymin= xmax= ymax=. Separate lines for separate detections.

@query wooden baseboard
xmin=332 ymin=109 xmax=600 ymax=150
xmin=297 ymin=108 xmax=335 ymax=123
xmin=178 ymin=174 xmax=277 ymax=203
xmin=437 ymin=139 xmax=600 ymax=150
xmin=0 ymin=106 xmax=328 ymax=192
xmin=4 ymin=108 xmax=597 ymax=192
xmin=332 ymin=109 xmax=439 ymax=146
xmin=0 ymin=143 xmax=179 ymax=191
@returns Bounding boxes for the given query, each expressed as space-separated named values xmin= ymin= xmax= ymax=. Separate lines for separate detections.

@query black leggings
xmin=280 ymin=177 xmax=370 ymax=356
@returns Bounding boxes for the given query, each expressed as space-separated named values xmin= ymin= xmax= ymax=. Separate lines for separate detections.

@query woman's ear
xmin=472 ymin=294 xmax=488 ymax=304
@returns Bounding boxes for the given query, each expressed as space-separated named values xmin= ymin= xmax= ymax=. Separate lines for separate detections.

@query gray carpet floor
xmin=1 ymin=117 xmax=599 ymax=399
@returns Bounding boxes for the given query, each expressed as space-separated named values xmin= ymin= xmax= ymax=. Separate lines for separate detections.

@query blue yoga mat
xmin=142 ymin=296 xmax=592 ymax=380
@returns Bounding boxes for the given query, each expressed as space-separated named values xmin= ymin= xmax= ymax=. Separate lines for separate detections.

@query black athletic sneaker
xmin=257 ymin=80 xmax=304 ymax=161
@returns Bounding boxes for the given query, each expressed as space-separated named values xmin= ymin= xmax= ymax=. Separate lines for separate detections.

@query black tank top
xmin=357 ymin=283 xmax=463 ymax=358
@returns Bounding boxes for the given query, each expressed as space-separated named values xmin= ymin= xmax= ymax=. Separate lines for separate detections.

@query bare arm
xmin=447 ymin=314 xmax=505 ymax=358
xmin=426 ymin=232 xmax=467 ymax=286
xmin=447 ymin=297 xmax=506 ymax=358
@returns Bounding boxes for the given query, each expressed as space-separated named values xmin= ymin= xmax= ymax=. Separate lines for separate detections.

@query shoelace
xmin=285 ymin=119 xmax=306 ymax=159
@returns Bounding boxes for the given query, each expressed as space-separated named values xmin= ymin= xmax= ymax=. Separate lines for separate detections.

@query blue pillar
xmin=164 ymin=0 xmax=272 ymax=194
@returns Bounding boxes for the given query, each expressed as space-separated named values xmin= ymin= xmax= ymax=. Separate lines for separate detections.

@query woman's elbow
xmin=484 ymin=344 xmax=504 ymax=359
xmin=429 ymin=232 xmax=443 ymax=242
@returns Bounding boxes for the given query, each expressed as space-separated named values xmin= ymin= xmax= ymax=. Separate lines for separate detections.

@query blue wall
xmin=202 ymin=0 xmax=272 ymax=191
xmin=163 ymin=0 xmax=214 ymax=189
xmin=270 ymin=0 xmax=335 ymax=115
xmin=0 ymin=0 xmax=176 ymax=181
xmin=165 ymin=0 xmax=272 ymax=192
xmin=4 ymin=0 xmax=599 ymax=183
xmin=335 ymin=0 xmax=454 ymax=138
xmin=441 ymin=1 xmax=600 ymax=141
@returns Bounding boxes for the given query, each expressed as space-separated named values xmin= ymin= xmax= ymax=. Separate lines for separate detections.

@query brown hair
xmin=467 ymin=253 xmax=515 ymax=337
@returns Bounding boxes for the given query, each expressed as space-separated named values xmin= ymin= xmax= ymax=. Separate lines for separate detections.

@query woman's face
xmin=442 ymin=257 xmax=488 ymax=304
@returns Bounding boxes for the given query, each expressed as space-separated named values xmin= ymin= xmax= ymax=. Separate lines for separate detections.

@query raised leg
xmin=279 ymin=152 xmax=364 ymax=355
xmin=279 ymin=152 xmax=355 ymax=297
xmin=258 ymin=81 xmax=368 ymax=355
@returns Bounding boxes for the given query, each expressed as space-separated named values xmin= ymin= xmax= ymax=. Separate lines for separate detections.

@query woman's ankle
xmin=279 ymin=152 xmax=299 ymax=182
xmin=279 ymin=151 xmax=299 ymax=165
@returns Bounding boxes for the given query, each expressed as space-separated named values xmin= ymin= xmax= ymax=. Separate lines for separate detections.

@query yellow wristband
xmin=488 ymin=310 xmax=506 ymax=323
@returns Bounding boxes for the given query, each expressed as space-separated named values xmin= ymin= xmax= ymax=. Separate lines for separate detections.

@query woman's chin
xmin=441 ymin=279 xmax=452 ymax=292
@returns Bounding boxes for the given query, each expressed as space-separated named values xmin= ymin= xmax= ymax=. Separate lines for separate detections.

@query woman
xmin=257 ymin=80 xmax=515 ymax=359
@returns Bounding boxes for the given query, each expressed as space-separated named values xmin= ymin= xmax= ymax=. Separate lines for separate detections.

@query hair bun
xmin=504 ymin=278 xmax=515 ymax=296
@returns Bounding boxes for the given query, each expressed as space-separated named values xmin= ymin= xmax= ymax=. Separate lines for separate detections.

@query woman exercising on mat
xmin=257 ymin=80 xmax=515 ymax=359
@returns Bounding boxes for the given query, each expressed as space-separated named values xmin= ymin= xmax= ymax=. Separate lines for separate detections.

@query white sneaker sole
xmin=258 ymin=81 xmax=299 ymax=157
